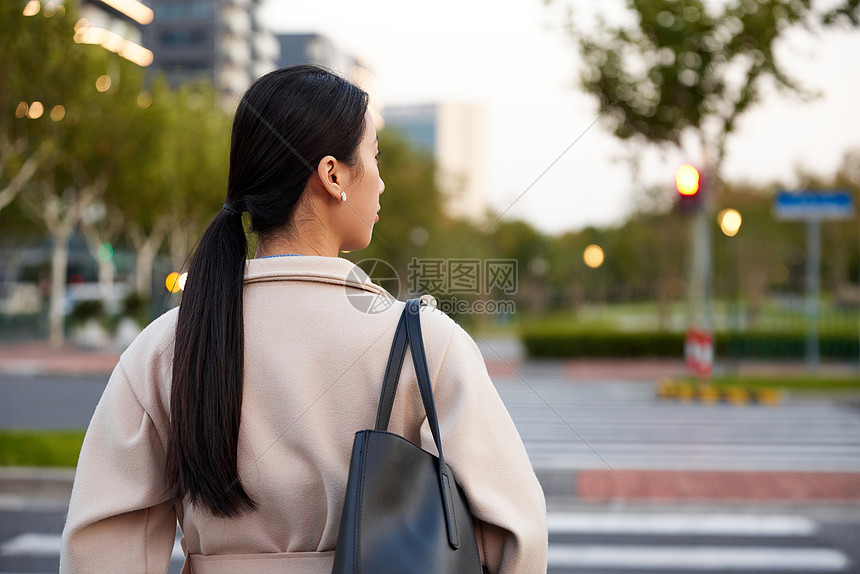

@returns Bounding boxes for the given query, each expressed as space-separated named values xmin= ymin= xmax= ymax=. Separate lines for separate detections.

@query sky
xmin=258 ymin=0 xmax=860 ymax=236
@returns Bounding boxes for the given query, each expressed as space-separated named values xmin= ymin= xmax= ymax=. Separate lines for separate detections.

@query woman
xmin=60 ymin=65 xmax=547 ymax=573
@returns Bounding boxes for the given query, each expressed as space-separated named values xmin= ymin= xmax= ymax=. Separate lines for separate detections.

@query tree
xmin=1 ymin=1 xmax=110 ymax=345
xmin=565 ymin=0 xmax=859 ymax=329
xmin=346 ymin=127 xmax=448 ymax=289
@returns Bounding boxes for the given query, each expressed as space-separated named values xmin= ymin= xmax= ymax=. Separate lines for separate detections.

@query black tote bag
xmin=332 ymin=298 xmax=483 ymax=573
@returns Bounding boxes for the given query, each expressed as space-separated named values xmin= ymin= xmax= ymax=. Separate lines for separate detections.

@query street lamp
xmin=718 ymin=209 xmax=742 ymax=237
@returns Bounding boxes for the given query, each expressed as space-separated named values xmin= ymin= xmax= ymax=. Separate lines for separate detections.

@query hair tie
xmin=222 ymin=203 xmax=241 ymax=216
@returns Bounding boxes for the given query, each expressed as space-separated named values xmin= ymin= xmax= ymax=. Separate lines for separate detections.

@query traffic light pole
xmin=685 ymin=174 xmax=714 ymax=335
xmin=686 ymin=204 xmax=711 ymax=332
xmin=805 ymin=218 xmax=821 ymax=371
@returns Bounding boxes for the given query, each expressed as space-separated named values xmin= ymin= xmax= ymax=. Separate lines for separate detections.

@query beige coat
xmin=60 ymin=255 xmax=548 ymax=573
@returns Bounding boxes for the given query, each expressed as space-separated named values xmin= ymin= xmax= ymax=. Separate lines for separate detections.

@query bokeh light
xmin=178 ymin=272 xmax=188 ymax=291
xmin=97 ymin=242 xmax=113 ymax=262
xmin=137 ymin=92 xmax=152 ymax=108
xmin=165 ymin=272 xmax=181 ymax=293
xmin=26 ymin=101 xmax=44 ymax=119
xmin=15 ymin=102 xmax=29 ymax=118
xmin=95 ymin=75 xmax=112 ymax=92
xmin=50 ymin=105 xmax=65 ymax=122
xmin=583 ymin=244 xmax=605 ymax=269
xmin=675 ymin=164 xmax=700 ymax=196
xmin=22 ymin=0 xmax=40 ymax=16
xmin=718 ymin=208 xmax=742 ymax=237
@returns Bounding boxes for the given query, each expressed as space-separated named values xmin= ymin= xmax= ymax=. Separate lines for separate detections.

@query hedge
xmin=521 ymin=328 xmax=860 ymax=360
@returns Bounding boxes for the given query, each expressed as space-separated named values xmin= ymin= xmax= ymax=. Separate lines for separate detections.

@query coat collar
xmin=243 ymin=255 xmax=392 ymax=298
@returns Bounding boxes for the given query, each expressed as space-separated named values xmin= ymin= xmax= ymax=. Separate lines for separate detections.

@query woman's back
xmin=60 ymin=65 xmax=546 ymax=573
xmin=62 ymin=256 xmax=547 ymax=572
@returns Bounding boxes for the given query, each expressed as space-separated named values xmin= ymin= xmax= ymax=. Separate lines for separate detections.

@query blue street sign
xmin=774 ymin=190 xmax=854 ymax=220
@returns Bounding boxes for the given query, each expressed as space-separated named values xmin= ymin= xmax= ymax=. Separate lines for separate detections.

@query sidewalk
xmin=538 ymin=469 xmax=860 ymax=504
xmin=2 ymin=339 xmax=856 ymax=380
xmin=0 ymin=342 xmax=120 ymax=376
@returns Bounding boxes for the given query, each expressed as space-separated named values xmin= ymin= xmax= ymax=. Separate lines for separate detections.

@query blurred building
xmin=141 ymin=0 xmax=279 ymax=106
xmin=276 ymin=33 xmax=383 ymax=129
xmin=384 ymin=103 xmax=487 ymax=223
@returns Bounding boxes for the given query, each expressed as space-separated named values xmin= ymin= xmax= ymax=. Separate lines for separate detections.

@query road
xmin=1 ymin=501 xmax=858 ymax=573
xmin=2 ymin=371 xmax=860 ymax=572
xmin=0 ymin=374 xmax=107 ymax=430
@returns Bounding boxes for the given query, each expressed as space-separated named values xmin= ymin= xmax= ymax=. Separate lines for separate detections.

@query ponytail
xmin=166 ymin=206 xmax=255 ymax=517
xmin=164 ymin=64 xmax=369 ymax=518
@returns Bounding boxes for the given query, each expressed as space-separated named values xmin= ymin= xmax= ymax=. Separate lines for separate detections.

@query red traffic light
xmin=676 ymin=164 xmax=700 ymax=196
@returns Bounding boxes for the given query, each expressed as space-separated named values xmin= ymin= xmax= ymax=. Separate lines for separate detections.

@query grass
xmin=686 ymin=375 xmax=860 ymax=394
xmin=0 ymin=430 xmax=85 ymax=467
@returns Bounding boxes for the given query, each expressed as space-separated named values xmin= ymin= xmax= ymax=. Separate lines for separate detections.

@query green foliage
xmin=347 ymin=127 xmax=446 ymax=270
xmin=521 ymin=324 xmax=859 ymax=359
xmin=707 ymin=375 xmax=860 ymax=392
xmin=522 ymin=327 xmax=683 ymax=357
xmin=122 ymin=292 xmax=150 ymax=325
xmin=0 ymin=430 xmax=85 ymax=467
xmin=67 ymin=299 xmax=104 ymax=328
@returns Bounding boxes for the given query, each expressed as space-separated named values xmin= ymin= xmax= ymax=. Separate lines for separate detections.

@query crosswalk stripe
xmin=0 ymin=534 xmax=184 ymax=560
xmin=547 ymin=545 xmax=851 ymax=571
xmin=0 ymin=534 xmax=58 ymax=557
xmin=547 ymin=512 xmax=818 ymax=536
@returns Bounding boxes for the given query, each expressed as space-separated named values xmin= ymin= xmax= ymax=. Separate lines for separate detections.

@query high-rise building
xmin=141 ymin=0 xmax=279 ymax=105
xmin=385 ymin=103 xmax=486 ymax=223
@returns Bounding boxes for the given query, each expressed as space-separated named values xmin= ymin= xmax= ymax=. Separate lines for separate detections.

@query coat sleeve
xmin=419 ymin=321 xmax=548 ymax=574
xmin=60 ymin=362 xmax=177 ymax=574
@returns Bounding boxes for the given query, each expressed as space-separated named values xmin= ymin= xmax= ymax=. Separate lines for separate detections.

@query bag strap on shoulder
xmin=373 ymin=298 xmax=462 ymax=550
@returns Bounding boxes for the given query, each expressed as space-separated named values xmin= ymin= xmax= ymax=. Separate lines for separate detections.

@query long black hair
xmin=166 ymin=65 xmax=369 ymax=518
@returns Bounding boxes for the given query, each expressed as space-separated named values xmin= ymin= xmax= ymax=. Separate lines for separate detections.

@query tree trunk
xmin=48 ymin=229 xmax=72 ymax=347
xmin=129 ymin=219 xmax=169 ymax=299
xmin=0 ymin=136 xmax=43 ymax=215
xmin=21 ymin=181 xmax=95 ymax=347
xmin=80 ymin=207 xmax=122 ymax=313
xmin=170 ymin=223 xmax=191 ymax=273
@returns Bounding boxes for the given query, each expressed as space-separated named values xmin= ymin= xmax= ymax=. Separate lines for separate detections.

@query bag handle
xmin=373 ymin=298 xmax=462 ymax=550
xmin=374 ymin=307 xmax=408 ymax=431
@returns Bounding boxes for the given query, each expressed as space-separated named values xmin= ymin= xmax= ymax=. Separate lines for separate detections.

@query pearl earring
xmin=340 ymin=191 xmax=347 ymax=202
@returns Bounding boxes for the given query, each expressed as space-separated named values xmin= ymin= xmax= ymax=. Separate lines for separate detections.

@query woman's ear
xmin=316 ymin=155 xmax=345 ymax=200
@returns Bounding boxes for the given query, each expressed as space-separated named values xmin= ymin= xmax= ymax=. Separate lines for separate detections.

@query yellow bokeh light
xmin=137 ymin=92 xmax=152 ymax=108
xmin=27 ymin=101 xmax=44 ymax=119
xmin=15 ymin=102 xmax=29 ymax=118
xmin=95 ymin=75 xmax=112 ymax=92
xmin=675 ymin=164 xmax=700 ymax=196
xmin=165 ymin=272 xmax=181 ymax=293
xmin=583 ymin=244 xmax=605 ymax=269
xmin=718 ymin=208 xmax=742 ymax=237
xmin=178 ymin=272 xmax=188 ymax=291
xmin=22 ymin=0 xmax=40 ymax=16
xmin=49 ymin=105 xmax=65 ymax=122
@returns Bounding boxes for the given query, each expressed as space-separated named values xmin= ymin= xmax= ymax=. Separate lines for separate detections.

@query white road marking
xmin=0 ymin=533 xmax=184 ymax=560
xmin=548 ymin=512 xmax=819 ymax=536
xmin=547 ymin=545 xmax=851 ymax=571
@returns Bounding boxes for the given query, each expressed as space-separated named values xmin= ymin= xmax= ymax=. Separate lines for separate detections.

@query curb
xmin=0 ymin=466 xmax=75 ymax=499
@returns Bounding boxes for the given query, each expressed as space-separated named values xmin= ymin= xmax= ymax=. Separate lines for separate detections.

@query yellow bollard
xmin=698 ymin=385 xmax=720 ymax=404
xmin=725 ymin=386 xmax=749 ymax=406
